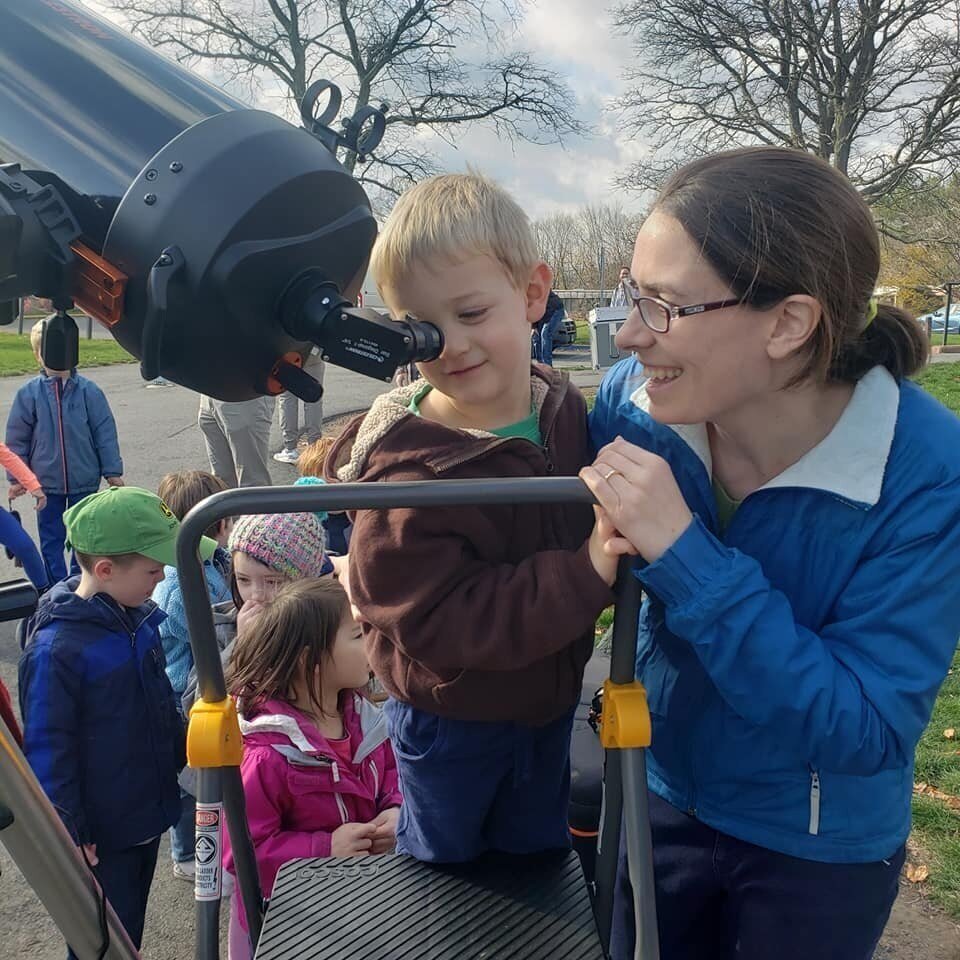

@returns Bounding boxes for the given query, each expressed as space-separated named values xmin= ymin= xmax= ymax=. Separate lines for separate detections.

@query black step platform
xmin=255 ymin=849 xmax=605 ymax=959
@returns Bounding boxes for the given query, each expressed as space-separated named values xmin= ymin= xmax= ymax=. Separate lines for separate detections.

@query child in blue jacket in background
xmin=19 ymin=486 xmax=218 ymax=956
xmin=5 ymin=320 xmax=124 ymax=584
xmin=152 ymin=469 xmax=232 ymax=882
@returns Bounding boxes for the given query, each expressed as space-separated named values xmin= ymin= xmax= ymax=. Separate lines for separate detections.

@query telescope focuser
xmin=281 ymin=272 xmax=443 ymax=383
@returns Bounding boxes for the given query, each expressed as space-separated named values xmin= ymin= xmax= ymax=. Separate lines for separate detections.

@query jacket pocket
xmin=808 ymin=769 xmax=821 ymax=835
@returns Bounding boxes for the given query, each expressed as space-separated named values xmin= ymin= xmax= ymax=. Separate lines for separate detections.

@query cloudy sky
xmin=82 ymin=0 xmax=643 ymax=219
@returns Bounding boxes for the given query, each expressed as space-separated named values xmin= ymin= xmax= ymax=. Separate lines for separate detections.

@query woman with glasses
xmin=581 ymin=147 xmax=960 ymax=960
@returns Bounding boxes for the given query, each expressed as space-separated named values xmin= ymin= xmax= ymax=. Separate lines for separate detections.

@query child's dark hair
xmin=655 ymin=146 xmax=928 ymax=384
xmin=157 ymin=470 xmax=229 ymax=539
xmin=226 ymin=578 xmax=350 ymax=716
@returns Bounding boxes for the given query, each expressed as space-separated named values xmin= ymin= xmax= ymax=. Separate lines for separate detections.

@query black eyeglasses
xmin=620 ymin=277 xmax=741 ymax=334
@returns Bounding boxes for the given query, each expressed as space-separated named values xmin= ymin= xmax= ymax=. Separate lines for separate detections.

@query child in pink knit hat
xmin=227 ymin=511 xmax=329 ymax=637
xmin=180 ymin=511 xmax=328 ymax=714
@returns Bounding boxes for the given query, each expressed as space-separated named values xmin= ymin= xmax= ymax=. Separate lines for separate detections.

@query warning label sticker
xmin=194 ymin=802 xmax=223 ymax=901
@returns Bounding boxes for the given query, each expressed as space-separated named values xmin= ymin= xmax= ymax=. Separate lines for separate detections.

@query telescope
xmin=0 ymin=0 xmax=442 ymax=401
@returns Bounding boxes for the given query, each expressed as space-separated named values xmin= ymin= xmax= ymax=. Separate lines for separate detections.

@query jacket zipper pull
xmin=808 ymin=770 xmax=821 ymax=835
xmin=331 ymin=760 xmax=340 ymax=783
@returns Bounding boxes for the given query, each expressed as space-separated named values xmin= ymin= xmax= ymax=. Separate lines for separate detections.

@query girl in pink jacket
xmin=0 ymin=441 xmax=47 ymax=589
xmin=224 ymin=577 xmax=402 ymax=960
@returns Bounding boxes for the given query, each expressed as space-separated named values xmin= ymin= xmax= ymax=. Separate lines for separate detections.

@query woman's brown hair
xmin=655 ymin=147 xmax=928 ymax=383
xmin=226 ymin=578 xmax=350 ymax=717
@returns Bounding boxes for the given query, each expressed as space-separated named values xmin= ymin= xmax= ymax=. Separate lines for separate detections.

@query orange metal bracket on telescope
xmin=69 ymin=241 xmax=127 ymax=327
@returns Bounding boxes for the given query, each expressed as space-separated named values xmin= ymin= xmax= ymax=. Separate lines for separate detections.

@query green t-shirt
xmin=408 ymin=383 xmax=542 ymax=444
xmin=713 ymin=476 xmax=743 ymax=534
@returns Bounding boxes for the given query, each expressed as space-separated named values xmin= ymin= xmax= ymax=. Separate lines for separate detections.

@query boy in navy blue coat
xmin=5 ymin=321 xmax=124 ymax=584
xmin=19 ymin=486 xmax=217 ymax=956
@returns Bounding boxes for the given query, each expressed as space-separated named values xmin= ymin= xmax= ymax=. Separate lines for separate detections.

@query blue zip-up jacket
xmin=591 ymin=360 xmax=960 ymax=863
xmin=5 ymin=372 xmax=123 ymax=495
xmin=18 ymin=579 xmax=182 ymax=853
xmin=152 ymin=547 xmax=232 ymax=700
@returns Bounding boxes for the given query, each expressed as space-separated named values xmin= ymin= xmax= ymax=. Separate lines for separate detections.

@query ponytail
xmin=830 ymin=304 xmax=929 ymax=383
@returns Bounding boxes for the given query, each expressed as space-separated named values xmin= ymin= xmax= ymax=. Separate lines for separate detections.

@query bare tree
xmin=104 ymin=0 xmax=585 ymax=203
xmin=612 ymin=0 xmax=960 ymax=201
xmin=533 ymin=204 xmax=644 ymax=291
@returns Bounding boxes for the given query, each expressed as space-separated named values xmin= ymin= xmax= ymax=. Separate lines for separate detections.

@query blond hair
xmin=298 ymin=437 xmax=336 ymax=478
xmin=370 ymin=173 xmax=539 ymax=299
xmin=30 ymin=320 xmax=44 ymax=355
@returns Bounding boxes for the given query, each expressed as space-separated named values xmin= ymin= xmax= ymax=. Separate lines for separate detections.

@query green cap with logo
xmin=65 ymin=486 xmax=217 ymax=567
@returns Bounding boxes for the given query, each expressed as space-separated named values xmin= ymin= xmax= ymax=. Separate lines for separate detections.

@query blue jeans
xmin=0 ymin=506 xmax=48 ymax=589
xmin=37 ymin=492 xmax=84 ymax=585
xmin=66 ymin=836 xmax=160 ymax=957
xmin=169 ymin=787 xmax=196 ymax=863
xmin=385 ymin=699 xmax=574 ymax=863
xmin=534 ymin=311 xmax=563 ymax=366
xmin=610 ymin=790 xmax=905 ymax=960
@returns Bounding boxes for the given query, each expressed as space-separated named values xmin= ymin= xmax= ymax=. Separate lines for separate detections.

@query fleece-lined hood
xmin=326 ymin=365 xmax=557 ymax=485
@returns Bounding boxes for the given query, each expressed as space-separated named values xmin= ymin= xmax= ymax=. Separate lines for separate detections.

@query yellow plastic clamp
xmin=599 ymin=680 xmax=652 ymax=750
xmin=187 ymin=697 xmax=244 ymax=768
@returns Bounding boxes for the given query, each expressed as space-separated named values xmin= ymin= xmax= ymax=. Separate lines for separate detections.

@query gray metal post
xmin=622 ymin=749 xmax=660 ymax=960
xmin=17 ymin=296 xmax=24 ymax=334
xmin=943 ymin=285 xmax=953 ymax=348
xmin=177 ymin=479 xmax=656 ymax=960
xmin=0 ymin=718 xmax=140 ymax=960
xmin=594 ymin=558 xmax=645 ymax=952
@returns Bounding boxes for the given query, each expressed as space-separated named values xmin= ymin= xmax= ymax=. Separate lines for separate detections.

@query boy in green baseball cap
xmin=65 ymin=485 xmax=217 ymax=607
xmin=18 ymin=486 xmax=216 ymax=955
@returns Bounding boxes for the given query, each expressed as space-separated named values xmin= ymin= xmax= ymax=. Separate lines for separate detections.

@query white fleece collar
xmin=630 ymin=365 xmax=899 ymax=507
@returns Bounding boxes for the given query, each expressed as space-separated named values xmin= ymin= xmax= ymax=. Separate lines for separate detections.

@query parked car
xmin=554 ymin=315 xmax=578 ymax=346
xmin=917 ymin=307 xmax=960 ymax=333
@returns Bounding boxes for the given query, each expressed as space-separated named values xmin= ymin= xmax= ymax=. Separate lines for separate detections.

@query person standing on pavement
xmin=533 ymin=289 xmax=566 ymax=366
xmin=273 ymin=348 xmax=325 ymax=465
xmin=6 ymin=321 xmax=124 ymax=585
xmin=609 ymin=268 xmax=631 ymax=307
xmin=198 ymin=394 xmax=274 ymax=488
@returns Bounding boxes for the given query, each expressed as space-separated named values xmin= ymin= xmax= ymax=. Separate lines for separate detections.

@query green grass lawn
xmin=0 ymin=330 xmax=135 ymax=376
xmin=911 ymin=650 xmax=960 ymax=915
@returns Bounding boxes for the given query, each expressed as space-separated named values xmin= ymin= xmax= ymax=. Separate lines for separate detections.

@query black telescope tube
xmin=0 ymin=0 xmax=244 ymax=247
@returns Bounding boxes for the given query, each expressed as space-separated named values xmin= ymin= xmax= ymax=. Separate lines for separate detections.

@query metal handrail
xmin=176 ymin=478 xmax=657 ymax=960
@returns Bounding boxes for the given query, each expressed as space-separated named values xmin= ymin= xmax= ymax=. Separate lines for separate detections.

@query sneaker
xmin=173 ymin=859 xmax=196 ymax=882
xmin=273 ymin=448 xmax=300 ymax=464
xmin=145 ymin=377 xmax=172 ymax=388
